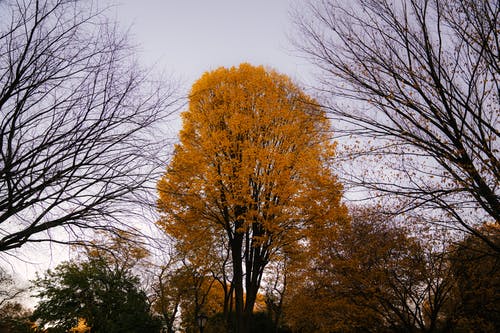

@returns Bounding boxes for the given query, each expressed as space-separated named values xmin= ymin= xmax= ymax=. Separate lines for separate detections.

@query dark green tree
xmin=31 ymin=257 xmax=160 ymax=333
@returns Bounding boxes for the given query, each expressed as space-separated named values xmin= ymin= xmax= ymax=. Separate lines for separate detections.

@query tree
xmin=152 ymin=260 xmax=235 ymax=333
xmin=444 ymin=223 xmax=500 ymax=331
xmin=263 ymin=252 xmax=289 ymax=333
xmin=0 ymin=269 xmax=32 ymax=333
xmin=0 ymin=302 xmax=33 ymax=333
xmin=295 ymin=0 xmax=500 ymax=249
xmin=31 ymin=256 xmax=161 ymax=333
xmin=283 ymin=206 xmax=453 ymax=332
xmin=0 ymin=0 xmax=177 ymax=252
xmin=0 ymin=268 xmax=25 ymax=308
xmin=157 ymin=63 xmax=347 ymax=333
xmin=83 ymin=230 xmax=151 ymax=276
xmin=151 ymin=264 xmax=184 ymax=333
xmin=151 ymin=245 xmax=236 ymax=333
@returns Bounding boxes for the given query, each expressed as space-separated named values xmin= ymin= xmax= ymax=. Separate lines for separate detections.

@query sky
xmin=3 ymin=0 xmax=316 ymax=296
xmin=103 ymin=0 xmax=313 ymax=90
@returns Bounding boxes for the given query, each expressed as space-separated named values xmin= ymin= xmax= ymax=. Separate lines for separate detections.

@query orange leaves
xmin=158 ymin=63 xmax=342 ymax=242
xmin=284 ymin=205 xmax=430 ymax=332
xmin=157 ymin=64 xmax=348 ymax=325
xmin=68 ymin=318 xmax=91 ymax=333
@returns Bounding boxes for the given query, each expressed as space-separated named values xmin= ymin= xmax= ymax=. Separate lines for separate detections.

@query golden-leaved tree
xmin=157 ymin=63 xmax=348 ymax=333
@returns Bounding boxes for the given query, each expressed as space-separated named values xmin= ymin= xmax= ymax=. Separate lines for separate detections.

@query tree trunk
xmin=231 ymin=231 xmax=246 ymax=333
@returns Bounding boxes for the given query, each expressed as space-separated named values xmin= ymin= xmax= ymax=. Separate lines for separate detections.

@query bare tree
xmin=0 ymin=0 xmax=178 ymax=252
xmin=295 ymin=0 xmax=499 ymax=249
xmin=0 ymin=267 xmax=25 ymax=307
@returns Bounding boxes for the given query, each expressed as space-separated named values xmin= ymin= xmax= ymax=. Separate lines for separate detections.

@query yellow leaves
xmin=84 ymin=230 xmax=150 ymax=270
xmin=284 ymin=206 xmax=425 ymax=332
xmin=160 ymin=64 xmax=339 ymax=229
xmin=68 ymin=318 xmax=91 ymax=333
xmin=157 ymin=65 xmax=348 ymax=318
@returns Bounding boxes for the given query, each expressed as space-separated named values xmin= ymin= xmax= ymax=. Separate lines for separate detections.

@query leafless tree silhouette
xmin=295 ymin=0 xmax=499 ymax=250
xmin=0 ymin=267 xmax=25 ymax=307
xmin=0 ymin=0 xmax=179 ymax=252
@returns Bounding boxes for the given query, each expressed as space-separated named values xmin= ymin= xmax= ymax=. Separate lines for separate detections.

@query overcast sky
xmin=4 ymin=0 xmax=317 ymax=285
xmin=103 ymin=0 xmax=313 ymax=90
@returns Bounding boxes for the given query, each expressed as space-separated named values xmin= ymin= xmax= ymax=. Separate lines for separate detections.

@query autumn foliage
xmin=284 ymin=207 xmax=429 ymax=332
xmin=2 ymin=0 xmax=499 ymax=331
xmin=157 ymin=63 xmax=347 ymax=332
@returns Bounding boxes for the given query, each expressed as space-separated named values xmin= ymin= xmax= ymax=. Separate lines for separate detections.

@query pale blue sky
xmin=104 ymin=0 xmax=312 ymax=88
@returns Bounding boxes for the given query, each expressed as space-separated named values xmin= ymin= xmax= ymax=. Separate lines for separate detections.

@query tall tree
xmin=0 ymin=0 xmax=177 ymax=252
xmin=295 ymin=0 xmax=500 ymax=249
xmin=157 ymin=63 xmax=347 ymax=333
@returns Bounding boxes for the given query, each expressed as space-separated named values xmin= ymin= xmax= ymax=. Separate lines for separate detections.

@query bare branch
xmin=295 ymin=0 xmax=500 ymax=247
xmin=0 ymin=0 xmax=180 ymax=253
